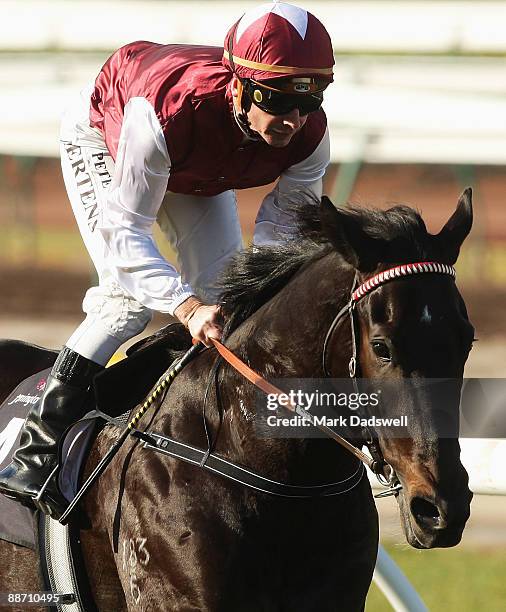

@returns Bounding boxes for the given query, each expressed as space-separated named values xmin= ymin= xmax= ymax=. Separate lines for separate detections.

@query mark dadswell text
xmin=266 ymin=414 xmax=409 ymax=428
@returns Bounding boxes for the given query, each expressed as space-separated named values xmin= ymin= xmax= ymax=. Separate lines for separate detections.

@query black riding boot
xmin=0 ymin=347 xmax=102 ymax=518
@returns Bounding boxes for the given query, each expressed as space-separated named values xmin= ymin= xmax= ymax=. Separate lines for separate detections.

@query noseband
xmin=322 ymin=261 xmax=456 ymax=495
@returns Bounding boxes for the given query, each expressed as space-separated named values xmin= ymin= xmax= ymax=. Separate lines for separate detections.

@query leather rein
xmin=208 ymin=261 xmax=457 ymax=499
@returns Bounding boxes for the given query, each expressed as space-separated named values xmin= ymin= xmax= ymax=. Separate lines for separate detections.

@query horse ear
xmin=436 ymin=188 xmax=473 ymax=264
xmin=320 ymin=196 xmax=385 ymax=272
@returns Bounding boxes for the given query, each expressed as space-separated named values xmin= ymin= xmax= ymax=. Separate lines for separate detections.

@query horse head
xmin=321 ymin=189 xmax=474 ymax=548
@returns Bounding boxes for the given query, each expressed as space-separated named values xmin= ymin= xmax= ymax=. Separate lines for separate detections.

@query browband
xmin=352 ymin=262 xmax=456 ymax=302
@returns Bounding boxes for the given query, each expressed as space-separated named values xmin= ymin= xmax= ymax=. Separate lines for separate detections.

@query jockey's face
xmin=247 ymin=102 xmax=308 ymax=147
xmin=231 ymin=77 xmax=308 ymax=147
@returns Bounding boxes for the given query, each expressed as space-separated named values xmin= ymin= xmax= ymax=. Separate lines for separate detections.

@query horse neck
xmin=228 ymin=251 xmax=354 ymax=377
xmin=216 ymin=252 xmax=359 ymax=481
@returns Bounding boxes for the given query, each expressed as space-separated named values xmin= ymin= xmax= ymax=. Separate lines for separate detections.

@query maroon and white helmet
xmin=223 ymin=1 xmax=334 ymax=91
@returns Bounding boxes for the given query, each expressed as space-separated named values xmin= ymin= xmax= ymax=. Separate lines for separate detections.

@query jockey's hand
xmin=174 ymin=297 xmax=223 ymax=348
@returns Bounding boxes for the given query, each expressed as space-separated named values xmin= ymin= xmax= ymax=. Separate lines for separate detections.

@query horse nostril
xmin=410 ymin=497 xmax=447 ymax=530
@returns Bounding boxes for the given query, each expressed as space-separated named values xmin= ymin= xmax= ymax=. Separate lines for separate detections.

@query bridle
xmin=205 ymin=261 xmax=457 ymax=499
xmin=321 ymin=261 xmax=456 ymax=495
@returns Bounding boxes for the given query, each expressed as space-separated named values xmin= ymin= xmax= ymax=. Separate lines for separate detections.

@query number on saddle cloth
xmin=0 ymin=369 xmax=51 ymax=549
xmin=0 ymin=369 xmax=51 ymax=465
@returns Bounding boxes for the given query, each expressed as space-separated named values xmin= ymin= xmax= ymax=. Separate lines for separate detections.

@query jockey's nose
xmin=282 ymin=108 xmax=303 ymax=129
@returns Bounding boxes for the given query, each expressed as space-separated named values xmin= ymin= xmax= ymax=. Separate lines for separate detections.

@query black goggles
xmin=241 ymin=79 xmax=324 ymax=116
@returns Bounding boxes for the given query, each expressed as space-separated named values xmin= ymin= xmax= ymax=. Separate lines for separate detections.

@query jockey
xmin=0 ymin=1 xmax=334 ymax=516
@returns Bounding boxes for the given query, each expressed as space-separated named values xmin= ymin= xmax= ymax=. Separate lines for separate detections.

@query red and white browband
xmin=352 ymin=261 xmax=456 ymax=302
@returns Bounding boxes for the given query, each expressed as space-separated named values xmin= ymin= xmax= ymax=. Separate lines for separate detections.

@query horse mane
xmin=218 ymin=196 xmax=430 ymax=335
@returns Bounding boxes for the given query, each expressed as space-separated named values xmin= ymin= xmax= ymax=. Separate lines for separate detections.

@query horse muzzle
xmin=397 ymin=478 xmax=473 ymax=549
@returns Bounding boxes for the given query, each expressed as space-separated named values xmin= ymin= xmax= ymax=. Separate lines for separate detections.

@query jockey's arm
xmin=253 ymin=126 xmax=330 ymax=246
xmin=97 ymin=98 xmax=217 ymax=340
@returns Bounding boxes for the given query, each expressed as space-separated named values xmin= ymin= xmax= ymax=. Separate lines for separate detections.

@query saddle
xmin=94 ymin=322 xmax=193 ymax=416
xmin=0 ymin=323 xmax=192 ymax=610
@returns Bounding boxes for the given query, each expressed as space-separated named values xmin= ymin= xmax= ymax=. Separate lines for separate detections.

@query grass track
xmin=366 ymin=543 xmax=506 ymax=611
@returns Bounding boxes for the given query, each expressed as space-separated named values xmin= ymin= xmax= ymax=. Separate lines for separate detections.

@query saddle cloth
xmin=0 ymin=370 xmax=103 ymax=549
xmin=0 ymin=370 xmax=49 ymax=548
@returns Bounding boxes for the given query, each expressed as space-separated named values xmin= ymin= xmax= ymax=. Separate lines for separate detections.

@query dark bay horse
xmin=0 ymin=190 xmax=474 ymax=611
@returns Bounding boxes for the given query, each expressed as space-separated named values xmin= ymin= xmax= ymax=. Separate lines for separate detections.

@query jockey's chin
xmin=247 ymin=105 xmax=308 ymax=148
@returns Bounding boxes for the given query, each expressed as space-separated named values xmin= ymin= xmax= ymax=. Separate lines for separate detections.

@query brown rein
xmin=210 ymin=260 xmax=457 ymax=482
xmin=210 ymin=338 xmax=377 ymax=471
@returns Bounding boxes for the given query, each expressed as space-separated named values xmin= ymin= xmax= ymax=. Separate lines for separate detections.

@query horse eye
xmin=371 ymin=341 xmax=391 ymax=362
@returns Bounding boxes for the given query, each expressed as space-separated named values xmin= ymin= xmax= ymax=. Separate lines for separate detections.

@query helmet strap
xmin=231 ymin=78 xmax=261 ymax=141
xmin=232 ymin=95 xmax=261 ymax=141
